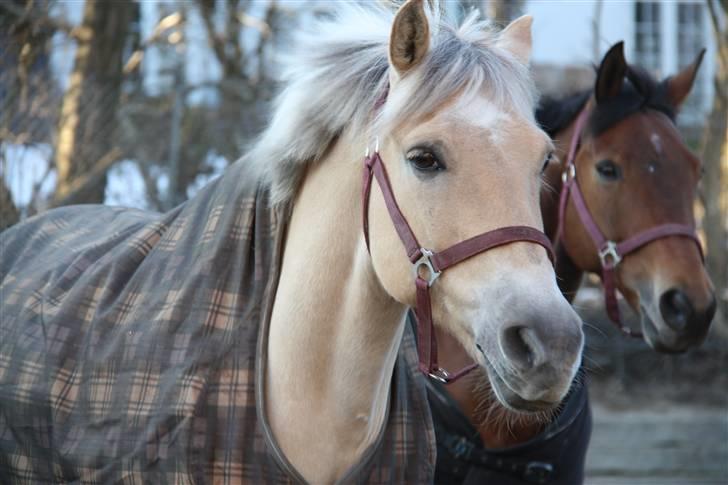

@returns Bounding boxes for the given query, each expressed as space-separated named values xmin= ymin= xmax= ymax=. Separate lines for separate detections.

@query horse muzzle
xmin=641 ymin=287 xmax=716 ymax=353
xmin=477 ymin=311 xmax=584 ymax=413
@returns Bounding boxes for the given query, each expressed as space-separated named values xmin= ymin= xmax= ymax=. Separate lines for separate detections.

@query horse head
xmin=559 ymin=42 xmax=716 ymax=352
xmin=367 ymin=0 xmax=583 ymax=411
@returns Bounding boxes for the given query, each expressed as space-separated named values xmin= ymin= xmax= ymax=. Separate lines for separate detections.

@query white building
xmin=523 ymin=0 xmax=718 ymax=127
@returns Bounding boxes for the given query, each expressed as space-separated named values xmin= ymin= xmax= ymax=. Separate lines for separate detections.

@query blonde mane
xmin=247 ymin=1 xmax=537 ymax=204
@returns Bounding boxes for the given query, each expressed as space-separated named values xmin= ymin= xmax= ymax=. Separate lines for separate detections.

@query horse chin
xmin=482 ymin=360 xmax=562 ymax=417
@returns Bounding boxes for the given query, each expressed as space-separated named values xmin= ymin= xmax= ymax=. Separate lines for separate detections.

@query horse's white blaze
xmin=650 ymin=132 xmax=663 ymax=155
xmin=453 ymin=96 xmax=509 ymax=140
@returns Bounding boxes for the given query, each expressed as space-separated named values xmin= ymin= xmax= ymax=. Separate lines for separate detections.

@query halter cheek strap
xmin=363 ymin=149 xmax=555 ymax=383
xmin=558 ymin=109 xmax=704 ymax=337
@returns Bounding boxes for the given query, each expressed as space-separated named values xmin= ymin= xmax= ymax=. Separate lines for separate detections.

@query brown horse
xmin=430 ymin=42 xmax=716 ymax=484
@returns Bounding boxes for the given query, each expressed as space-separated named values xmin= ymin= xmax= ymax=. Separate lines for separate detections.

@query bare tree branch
xmin=27 ymin=156 xmax=54 ymax=215
xmin=123 ymin=12 xmax=184 ymax=74
xmin=254 ymin=0 xmax=277 ymax=86
xmin=51 ymin=148 xmax=121 ymax=208
xmin=0 ymin=149 xmax=20 ymax=230
xmin=0 ymin=1 xmax=89 ymax=41
xmin=707 ymin=0 xmax=728 ymax=74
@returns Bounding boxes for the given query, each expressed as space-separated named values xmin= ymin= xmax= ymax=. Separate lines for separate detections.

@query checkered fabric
xmin=0 ymin=159 xmax=435 ymax=484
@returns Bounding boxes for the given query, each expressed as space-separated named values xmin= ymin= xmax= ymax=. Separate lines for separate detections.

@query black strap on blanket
xmin=439 ymin=431 xmax=555 ymax=484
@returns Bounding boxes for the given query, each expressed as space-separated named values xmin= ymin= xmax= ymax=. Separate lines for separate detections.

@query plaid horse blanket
xmin=0 ymin=160 xmax=435 ymax=484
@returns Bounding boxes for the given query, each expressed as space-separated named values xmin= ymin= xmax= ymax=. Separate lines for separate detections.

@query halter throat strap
xmin=363 ymin=150 xmax=554 ymax=383
xmin=557 ymin=108 xmax=704 ymax=337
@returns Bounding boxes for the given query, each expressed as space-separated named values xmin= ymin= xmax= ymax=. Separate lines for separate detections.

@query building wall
xmin=525 ymin=0 xmax=716 ymax=124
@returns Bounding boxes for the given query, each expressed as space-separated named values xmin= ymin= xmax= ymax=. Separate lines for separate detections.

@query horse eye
xmin=595 ymin=159 xmax=621 ymax=181
xmin=407 ymin=150 xmax=444 ymax=172
xmin=541 ymin=152 xmax=553 ymax=174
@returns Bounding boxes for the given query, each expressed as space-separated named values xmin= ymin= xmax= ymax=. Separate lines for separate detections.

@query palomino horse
xmin=0 ymin=2 xmax=583 ymax=484
xmin=430 ymin=42 xmax=716 ymax=484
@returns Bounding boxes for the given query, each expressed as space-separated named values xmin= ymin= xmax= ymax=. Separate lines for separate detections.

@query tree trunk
xmin=486 ymin=0 xmax=524 ymax=23
xmin=53 ymin=0 xmax=131 ymax=205
xmin=702 ymin=0 xmax=728 ymax=329
xmin=0 ymin=178 xmax=20 ymax=231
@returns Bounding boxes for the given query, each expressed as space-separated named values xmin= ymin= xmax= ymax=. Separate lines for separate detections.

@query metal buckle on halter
xmin=428 ymin=366 xmax=450 ymax=383
xmin=561 ymin=164 xmax=576 ymax=183
xmin=598 ymin=241 xmax=622 ymax=268
xmin=414 ymin=248 xmax=441 ymax=287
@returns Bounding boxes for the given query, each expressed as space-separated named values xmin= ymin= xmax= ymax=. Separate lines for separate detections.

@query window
xmin=677 ymin=3 xmax=706 ymax=119
xmin=634 ymin=2 xmax=662 ymax=76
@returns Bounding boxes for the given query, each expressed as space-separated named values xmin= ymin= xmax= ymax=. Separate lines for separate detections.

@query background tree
xmin=703 ymin=0 xmax=728 ymax=330
xmin=52 ymin=0 xmax=134 ymax=205
xmin=0 ymin=0 xmax=57 ymax=226
xmin=486 ymin=0 xmax=524 ymax=23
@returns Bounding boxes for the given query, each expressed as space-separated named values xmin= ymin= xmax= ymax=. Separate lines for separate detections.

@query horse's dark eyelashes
xmin=595 ymin=159 xmax=621 ymax=181
xmin=541 ymin=152 xmax=554 ymax=174
xmin=406 ymin=147 xmax=446 ymax=173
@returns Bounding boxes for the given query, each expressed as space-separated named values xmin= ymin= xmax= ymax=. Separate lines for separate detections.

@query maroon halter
xmin=557 ymin=108 xmax=704 ymax=337
xmin=362 ymin=145 xmax=555 ymax=383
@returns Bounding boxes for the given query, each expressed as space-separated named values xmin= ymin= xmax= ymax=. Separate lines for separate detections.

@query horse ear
xmin=497 ymin=15 xmax=533 ymax=66
xmin=666 ymin=48 xmax=705 ymax=108
xmin=389 ymin=0 xmax=430 ymax=78
xmin=595 ymin=42 xmax=627 ymax=104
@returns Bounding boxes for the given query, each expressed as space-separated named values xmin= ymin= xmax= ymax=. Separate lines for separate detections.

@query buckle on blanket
xmin=523 ymin=461 xmax=554 ymax=484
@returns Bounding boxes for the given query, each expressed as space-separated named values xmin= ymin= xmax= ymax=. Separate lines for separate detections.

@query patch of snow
xmin=2 ymin=143 xmax=55 ymax=210
xmin=105 ymin=160 xmax=149 ymax=210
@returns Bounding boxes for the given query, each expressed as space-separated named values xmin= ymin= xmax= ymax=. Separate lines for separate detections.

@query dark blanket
xmin=0 ymin=160 xmax=435 ymax=484
xmin=428 ymin=371 xmax=591 ymax=485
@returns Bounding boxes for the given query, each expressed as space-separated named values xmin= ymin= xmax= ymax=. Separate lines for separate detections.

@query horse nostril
xmin=659 ymin=288 xmax=694 ymax=332
xmin=499 ymin=326 xmax=542 ymax=371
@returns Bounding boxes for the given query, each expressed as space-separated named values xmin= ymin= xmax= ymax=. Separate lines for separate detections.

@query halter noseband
xmin=557 ymin=108 xmax=704 ymax=337
xmin=362 ymin=144 xmax=554 ymax=384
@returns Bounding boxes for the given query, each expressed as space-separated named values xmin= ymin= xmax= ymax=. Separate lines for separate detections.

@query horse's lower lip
xmin=481 ymin=354 xmax=560 ymax=414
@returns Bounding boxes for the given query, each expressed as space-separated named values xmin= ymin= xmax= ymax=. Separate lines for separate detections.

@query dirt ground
xmin=575 ymin=287 xmax=728 ymax=484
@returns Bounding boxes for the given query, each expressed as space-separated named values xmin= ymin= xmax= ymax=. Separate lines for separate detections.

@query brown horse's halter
xmin=557 ymin=108 xmax=704 ymax=337
xmin=362 ymin=140 xmax=555 ymax=383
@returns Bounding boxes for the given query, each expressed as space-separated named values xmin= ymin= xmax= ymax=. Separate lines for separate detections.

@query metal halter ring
xmin=598 ymin=241 xmax=622 ymax=269
xmin=561 ymin=164 xmax=576 ymax=183
xmin=428 ymin=367 xmax=451 ymax=383
xmin=413 ymin=248 xmax=441 ymax=287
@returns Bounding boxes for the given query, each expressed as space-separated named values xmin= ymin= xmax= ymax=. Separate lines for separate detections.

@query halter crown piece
xmin=557 ymin=108 xmax=704 ymax=337
xmin=362 ymin=89 xmax=555 ymax=383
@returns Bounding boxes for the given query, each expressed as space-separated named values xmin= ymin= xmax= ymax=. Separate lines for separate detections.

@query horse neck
xmin=265 ymin=135 xmax=408 ymax=484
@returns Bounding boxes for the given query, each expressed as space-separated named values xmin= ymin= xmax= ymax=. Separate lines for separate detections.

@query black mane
xmin=536 ymin=65 xmax=677 ymax=138
xmin=536 ymin=91 xmax=590 ymax=138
